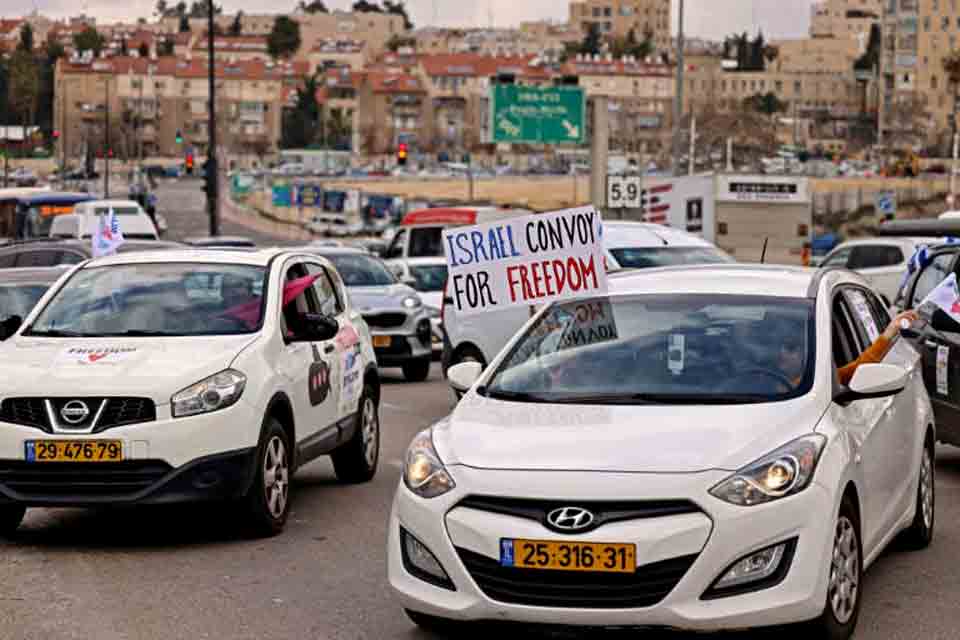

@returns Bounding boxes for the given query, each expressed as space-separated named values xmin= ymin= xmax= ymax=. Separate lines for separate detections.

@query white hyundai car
xmin=0 ymin=249 xmax=381 ymax=538
xmin=389 ymin=264 xmax=935 ymax=638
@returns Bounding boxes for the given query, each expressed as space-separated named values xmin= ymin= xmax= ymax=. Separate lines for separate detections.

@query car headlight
xmin=709 ymin=435 xmax=826 ymax=506
xmin=171 ymin=369 xmax=246 ymax=418
xmin=402 ymin=295 xmax=422 ymax=309
xmin=403 ymin=429 xmax=455 ymax=499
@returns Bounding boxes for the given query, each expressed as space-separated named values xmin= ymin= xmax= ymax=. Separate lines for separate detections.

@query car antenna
xmin=760 ymin=237 xmax=769 ymax=264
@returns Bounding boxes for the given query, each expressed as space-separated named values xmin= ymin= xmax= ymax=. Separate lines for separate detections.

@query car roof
xmin=829 ymin=236 xmax=936 ymax=249
xmin=81 ymin=248 xmax=290 ymax=268
xmin=602 ymin=221 xmax=715 ymax=248
xmin=296 ymin=246 xmax=367 ymax=256
xmin=606 ymin=263 xmax=824 ymax=299
xmin=0 ymin=266 xmax=69 ymax=284
xmin=0 ymin=239 xmax=183 ymax=254
xmin=20 ymin=192 xmax=94 ymax=205
xmin=401 ymin=257 xmax=448 ymax=266
xmin=183 ymin=236 xmax=256 ymax=246
xmin=77 ymin=199 xmax=141 ymax=208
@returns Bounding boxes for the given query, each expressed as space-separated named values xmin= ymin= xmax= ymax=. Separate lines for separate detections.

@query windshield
xmin=610 ymin=247 xmax=734 ymax=269
xmin=19 ymin=202 xmax=83 ymax=239
xmin=26 ymin=263 xmax=268 ymax=337
xmin=0 ymin=284 xmax=50 ymax=320
xmin=409 ymin=227 xmax=445 ymax=258
xmin=485 ymin=295 xmax=815 ymax=405
xmin=325 ymin=254 xmax=397 ymax=287
xmin=409 ymin=264 xmax=448 ymax=292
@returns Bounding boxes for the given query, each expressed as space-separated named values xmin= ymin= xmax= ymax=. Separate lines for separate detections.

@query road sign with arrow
xmin=490 ymin=85 xmax=585 ymax=145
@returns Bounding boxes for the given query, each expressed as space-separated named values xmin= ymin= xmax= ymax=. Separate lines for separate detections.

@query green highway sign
xmin=490 ymin=85 xmax=585 ymax=145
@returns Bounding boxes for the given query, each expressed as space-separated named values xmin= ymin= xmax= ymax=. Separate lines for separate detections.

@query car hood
xmin=347 ymin=284 xmax=418 ymax=313
xmin=434 ymin=394 xmax=825 ymax=473
xmin=0 ymin=335 xmax=260 ymax=404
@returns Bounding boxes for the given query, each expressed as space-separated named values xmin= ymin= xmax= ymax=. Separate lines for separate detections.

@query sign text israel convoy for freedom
xmin=443 ymin=206 xmax=608 ymax=316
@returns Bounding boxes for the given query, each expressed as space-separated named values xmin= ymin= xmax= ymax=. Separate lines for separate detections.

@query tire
xmin=241 ymin=418 xmax=292 ymax=538
xmin=402 ymin=358 xmax=431 ymax=382
xmin=900 ymin=436 xmax=935 ymax=550
xmin=404 ymin=609 xmax=458 ymax=634
xmin=332 ymin=385 xmax=380 ymax=484
xmin=804 ymin=494 xmax=863 ymax=640
xmin=0 ymin=505 xmax=25 ymax=537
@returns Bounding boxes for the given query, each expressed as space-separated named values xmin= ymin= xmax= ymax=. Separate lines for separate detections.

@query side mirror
xmin=296 ymin=313 xmax=339 ymax=342
xmin=0 ymin=315 xmax=22 ymax=341
xmin=836 ymin=363 xmax=908 ymax=405
xmin=448 ymin=361 xmax=483 ymax=394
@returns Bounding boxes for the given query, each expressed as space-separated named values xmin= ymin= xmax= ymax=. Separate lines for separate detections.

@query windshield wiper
xmin=483 ymin=388 xmax=552 ymax=403
xmin=498 ymin=392 xmax=776 ymax=405
xmin=23 ymin=329 xmax=91 ymax=337
xmin=98 ymin=330 xmax=179 ymax=337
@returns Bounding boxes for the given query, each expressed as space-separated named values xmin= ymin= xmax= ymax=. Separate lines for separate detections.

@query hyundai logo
xmin=60 ymin=400 xmax=90 ymax=425
xmin=546 ymin=507 xmax=596 ymax=533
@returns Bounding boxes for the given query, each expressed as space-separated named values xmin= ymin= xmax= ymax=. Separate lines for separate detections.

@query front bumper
xmin=0 ymin=399 xmax=262 ymax=507
xmin=388 ymin=467 xmax=834 ymax=631
xmin=372 ymin=332 xmax=433 ymax=367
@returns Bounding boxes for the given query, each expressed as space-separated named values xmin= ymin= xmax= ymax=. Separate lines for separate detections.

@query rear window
xmin=610 ymin=246 xmax=734 ymax=269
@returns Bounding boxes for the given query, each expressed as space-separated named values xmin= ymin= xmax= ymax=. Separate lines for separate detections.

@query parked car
xmin=442 ymin=222 xmax=733 ymax=384
xmin=0 ymin=239 xmax=182 ymax=268
xmin=0 ymin=266 xmax=68 ymax=322
xmin=819 ymin=237 xmax=940 ymax=306
xmin=0 ymin=248 xmax=382 ymax=537
xmin=301 ymin=247 xmax=433 ymax=381
xmin=390 ymin=264 xmax=934 ymax=638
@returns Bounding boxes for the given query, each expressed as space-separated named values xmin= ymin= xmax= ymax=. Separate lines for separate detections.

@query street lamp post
xmin=207 ymin=0 xmax=220 ymax=237
xmin=671 ymin=0 xmax=685 ymax=176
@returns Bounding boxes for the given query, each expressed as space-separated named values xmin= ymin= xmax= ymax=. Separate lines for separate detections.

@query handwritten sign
xmin=442 ymin=206 xmax=608 ymax=316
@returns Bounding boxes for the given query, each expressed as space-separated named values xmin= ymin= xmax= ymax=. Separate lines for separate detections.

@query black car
xmin=0 ymin=266 xmax=68 ymax=323
xmin=0 ymin=239 xmax=184 ymax=268
xmin=880 ymin=219 xmax=960 ymax=447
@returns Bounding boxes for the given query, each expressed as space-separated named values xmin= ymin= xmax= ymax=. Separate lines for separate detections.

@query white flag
xmin=920 ymin=272 xmax=960 ymax=323
xmin=91 ymin=208 xmax=126 ymax=258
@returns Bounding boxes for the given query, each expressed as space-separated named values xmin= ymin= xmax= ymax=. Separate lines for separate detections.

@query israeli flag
xmin=92 ymin=208 xmax=126 ymax=258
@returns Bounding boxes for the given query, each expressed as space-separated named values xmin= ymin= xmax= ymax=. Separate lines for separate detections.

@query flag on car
xmin=919 ymin=272 xmax=960 ymax=323
xmin=92 ymin=208 xmax=125 ymax=257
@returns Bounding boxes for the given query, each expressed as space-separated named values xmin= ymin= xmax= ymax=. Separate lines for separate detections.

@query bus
xmin=0 ymin=192 xmax=95 ymax=241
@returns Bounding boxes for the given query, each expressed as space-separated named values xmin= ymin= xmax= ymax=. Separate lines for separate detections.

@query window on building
xmin=943 ymin=16 xmax=950 ymax=30
xmin=603 ymin=7 xmax=612 ymax=17
xmin=593 ymin=7 xmax=602 ymax=16
xmin=794 ymin=80 xmax=802 ymax=93
xmin=775 ymin=80 xmax=783 ymax=92
xmin=933 ymin=75 xmax=940 ymax=90
xmin=924 ymin=16 xmax=931 ymax=30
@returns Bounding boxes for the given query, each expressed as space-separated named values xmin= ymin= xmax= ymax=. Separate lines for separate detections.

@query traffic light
xmin=397 ymin=142 xmax=408 ymax=166
xmin=175 ymin=129 xmax=183 ymax=144
xmin=52 ymin=130 xmax=60 ymax=140
xmin=186 ymin=152 xmax=194 ymax=175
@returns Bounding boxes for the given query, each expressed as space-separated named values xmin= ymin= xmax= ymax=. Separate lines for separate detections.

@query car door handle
xmin=324 ymin=344 xmax=335 ymax=354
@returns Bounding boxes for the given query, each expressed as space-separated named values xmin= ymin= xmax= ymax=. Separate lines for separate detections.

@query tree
xmin=580 ymin=23 xmax=602 ymax=56
xmin=138 ymin=42 xmax=150 ymax=57
xmin=46 ymin=41 xmax=65 ymax=62
xmin=189 ymin=1 xmax=222 ymax=17
xmin=383 ymin=1 xmax=414 ymax=30
xmin=178 ymin=14 xmax=190 ymax=32
xmin=73 ymin=26 xmax=105 ymax=56
xmin=386 ymin=34 xmax=415 ymax=52
xmin=352 ymin=0 xmax=382 ymax=12
xmin=268 ymin=16 xmax=302 ymax=59
xmin=17 ymin=23 xmax=34 ymax=53
xmin=734 ymin=31 xmax=749 ymax=70
xmin=298 ymin=0 xmax=329 ymax=12
xmin=750 ymin=31 xmax=765 ymax=71
xmin=8 ymin=50 xmax=39 ymax=131
xmin=856 ymin=23 xmax=881 ymax=71
xmin=155 ymin=0 xmax=169 ymax=16
xmin=158 ymin=37 xmax=175 ymax=56
xmin=282 ymin=73 xmax=321 ymax=148
xmin=120 ymin=38 xmax=129 ymax=56
xmin=229 ymin=11 xmax=243 ymax=36
xmin=763 ymin=44 xmax=779 ymax=68
xmin=743 ymin=92 xmax=788 ymax=117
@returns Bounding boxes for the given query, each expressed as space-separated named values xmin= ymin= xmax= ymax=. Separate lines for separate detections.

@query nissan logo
xmin=546 ymin=507 xmax=596 ymax=533
xmin=60 ymin=401 xmax=90 ymax=425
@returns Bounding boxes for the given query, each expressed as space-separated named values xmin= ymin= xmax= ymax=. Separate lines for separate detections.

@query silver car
xmin=304 ymin=247 xmax=433 ymax=382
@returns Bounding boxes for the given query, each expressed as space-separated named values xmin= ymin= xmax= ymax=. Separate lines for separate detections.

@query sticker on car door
xmin=848 ymin=291 xmax=880 ymax=342
xmin=309 ymin=344 xmax=332 ymax=406
xmin=937 ymin=345 xmax=949 ymax=396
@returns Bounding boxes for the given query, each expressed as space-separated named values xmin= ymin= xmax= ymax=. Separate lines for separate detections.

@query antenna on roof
xmin=760 ymin=237 xmax=769 ymax=264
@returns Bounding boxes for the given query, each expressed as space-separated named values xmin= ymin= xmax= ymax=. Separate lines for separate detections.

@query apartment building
xmin=771 ymin=36 xmax=864 ymax=74
xmin=569 ymin=0 xmax=672 ymax=51
xmin=307 ymin=39 xmax=369 ymax=72
xmin=191 ymin=35 xmax=270 ymax=62
xmin=55 ymin=55 xmax=307 ymax=159
xmin=355 ymin=71 xmax=426 ymax=153
xmin=811 ymin=0 xmax=883 ymax=39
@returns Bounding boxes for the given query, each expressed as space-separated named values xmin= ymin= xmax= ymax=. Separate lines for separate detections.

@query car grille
xmin=455 ymin=547 xmax=698 ymax=609
xmin=0 ymin=461 xmax=172 ymax=499
xmin=363 ymin=312 xmax=407 ymax=329
xmin=457 ymin=496 xmax=702 ymax=534
xmin=0 ymin=398 xmax=156 ymax=433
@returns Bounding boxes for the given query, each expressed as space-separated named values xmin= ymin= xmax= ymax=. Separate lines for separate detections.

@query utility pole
xmin=951 ymin=132 xmax=959 ymax=206
xmin=590 ymin=96 xmax=609 ymax=210
xmin=671 ymin=0 xmax=685 ymax=177
xmin=104 ymin=79 xmax=110 ymax=198
xmin=688 ymin=113 xmax=696 ymax=176
xmin=61 ymin=81 xmax=67 ymax=187
xmin=207 ymin=0 xmax=220 ymax=237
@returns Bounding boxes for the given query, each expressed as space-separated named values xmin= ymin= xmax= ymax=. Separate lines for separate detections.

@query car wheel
xmin=332 ymin=386 xmax=380 ymax=484
xmin=0 ymin=505 xmax=25 ymax=537
xmin=242 ymin=418 xmax=292 ymax=538
xmin=402 ymin=358 xmax=431 ymax=382
xmin=405 ymin=609 xmax=459 ymax=634
xmin=805 ymin=495 xmax=862 ymax=640
xmin=900 ymin=437 xmax=935 ymax=550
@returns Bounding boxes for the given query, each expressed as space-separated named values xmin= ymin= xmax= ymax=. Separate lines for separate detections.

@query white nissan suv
xmin=0 ymin=249 xmax=381 ymax=537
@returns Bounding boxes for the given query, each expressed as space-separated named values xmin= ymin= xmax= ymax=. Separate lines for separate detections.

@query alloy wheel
xmin=263 ymin=436 xmax=289 ymax=519
xmin=828 ymin=515 xmax=860 ymax=625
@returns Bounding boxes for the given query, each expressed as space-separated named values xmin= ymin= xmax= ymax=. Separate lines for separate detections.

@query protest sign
xmin=442 ymin=206 xmax=607 ymax=316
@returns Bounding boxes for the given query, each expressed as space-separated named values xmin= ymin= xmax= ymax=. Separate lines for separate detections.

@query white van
xmin=382 ymin=207 xmax=531 ymax=264
xmin=49 ymin=200 xmax=160 ymax=241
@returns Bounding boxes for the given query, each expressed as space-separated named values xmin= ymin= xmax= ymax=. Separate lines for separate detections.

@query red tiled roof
xmin=364 ymin=71 xmax=424 ymax=94
xmin=418 ymin=53 xmax=551 ymax=79
xmin=0 ymin=19 xmax=22 ymax=36
xmin=59 ymin=56 xmax=310 ymax=81
xmin=561 ymin=59 xmax=672 ymax=77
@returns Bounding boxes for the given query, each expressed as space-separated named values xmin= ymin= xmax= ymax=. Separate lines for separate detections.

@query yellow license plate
xmin=25 ymin=440 xmax=123 ymax=463
xmin=503 ymin=538 xmax=636 ymax=574
xmin=373 ymin=335 xmax=392 ymax=348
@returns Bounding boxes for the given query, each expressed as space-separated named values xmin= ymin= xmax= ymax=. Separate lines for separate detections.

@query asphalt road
xmin=2 ymin=185 xmax=960 ymax=639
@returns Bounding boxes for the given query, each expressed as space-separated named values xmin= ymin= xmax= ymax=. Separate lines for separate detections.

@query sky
xmin=1 ymin=0 xmax=815 ymax=40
